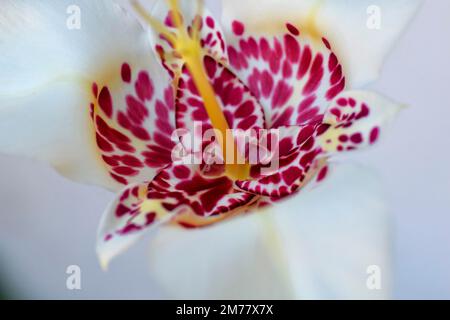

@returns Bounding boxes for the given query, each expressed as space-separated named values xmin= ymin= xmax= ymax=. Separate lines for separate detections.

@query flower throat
xmin=132 ymin=0 xmax=250 ymax=181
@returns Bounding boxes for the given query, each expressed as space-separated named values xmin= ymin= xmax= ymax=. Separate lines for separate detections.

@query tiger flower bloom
xmin=0 ymin=0 xmax=420 ymax=299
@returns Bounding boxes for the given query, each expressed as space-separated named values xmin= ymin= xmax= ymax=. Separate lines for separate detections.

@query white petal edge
xmin=147 ymin=163 xmax=392 ymax=299
xmin=220 ymin=0 xmax=422 ymax=87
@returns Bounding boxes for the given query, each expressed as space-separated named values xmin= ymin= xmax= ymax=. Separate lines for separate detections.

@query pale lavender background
xmin=0 ymin=0 xmax=449 ymax=299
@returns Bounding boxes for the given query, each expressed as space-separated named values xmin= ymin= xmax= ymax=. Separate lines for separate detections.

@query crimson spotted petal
xmin=222 ymin=18 xmax=346 ymax=128
xmin=319 ymin=91 xmax=401 ymax=154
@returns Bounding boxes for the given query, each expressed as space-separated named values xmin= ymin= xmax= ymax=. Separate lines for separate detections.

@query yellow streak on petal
xmin=183 ymin=52 xmax=250 ymax=181
xmin=258 ymin=210 xmax=296 ymax=297
xmin=226 ymin=0 xmax=325 ymax=46
xmin=301 ymin=0 xmax=325 ymax=41
xmin=318 ymin=124 xmax=341 ymax=153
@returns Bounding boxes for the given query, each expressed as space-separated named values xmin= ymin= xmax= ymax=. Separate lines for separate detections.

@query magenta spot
xmin=350 ymin=133 xmax=363 ymax=144
xmin=370 ymin=127 xmax=380 ymax=144
xmin=98 ymin=87 xmax=113 ymax=118
xmin=303 ymin=54 xmax=324 ymax=96
xmin=113 ymin=166 xmax=139 ymax=176
xmin=282 ymin=167 xmax=303 ymax=186
xmin=204 ymin=56 xmax=217 ymax=78
xmin=116 ymin=203 xmax=130 ymax=218
xmin=92 ymin=83 xmax=98 ymax=97
xmin=322 ymin=37 xmax=331 ymax=49
xmin=126 ymin=95 xmax=148 ymax=125
xmin=206 ymin=16 xmax=215 ymax=28
xmin=357 ymin=103 xmax=370 ymax=119
xmin=297 ymin=125 xmax=315 ymax=145
xmin=272 ymin=81 xmax=293 ymax=109
xmin=235 ymin=101 xmax=255 ymax=118
xmin=286 ymin=23 xmax=300 ymax=36
xmin=238 ymin=115 xmax=257 ymax=130
xmin=330 ymin=65 xmax=343 ymax=85
xmin=260 ymin=71 xmax=274 ymax=98
xmin=338 ymin=134 xmax=348 ymax=143
xmin=328 ymin=53 xmax=338 ymax=72
xmin=232 ymin=20 xmax=245 ymax=36
xmin=297 ymin=46 xmax=312 ymax=79
xmin=326 ymin=77 xmax=346 ymax=100
xmin=103 ymin=155 xmax=119 ymax=166
xmin=96 ymin=133 xmax=114 ymax=152
xmin=317 ymin=166 xmax=328 ymax=182
xmin=337 ymin=98 xmax=348 ymax=107
xmin=135 ymin=71 xmax=154 ymax=102
xmin=121 ymin=63 xmax=132 ymax=83
xmin=121 ymin=155 xmax=143 ymax=168
xmin=284 ymin=34 xmax=300 ymax=62
xmin=110 ymin=173 xmax=128 ymax=185
xmin=146 ymin=212 xmax=157 ymax=226
xmin=173 ymin=165 xmax=191 ymax=179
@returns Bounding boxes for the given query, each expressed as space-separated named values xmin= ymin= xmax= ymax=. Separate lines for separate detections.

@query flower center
xmin=133 ymin=0 xmax=250 ymax=181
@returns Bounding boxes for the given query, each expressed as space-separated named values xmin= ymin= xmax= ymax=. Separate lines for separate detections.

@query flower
xmin=0 ymin=0 xmax=420 ymax=297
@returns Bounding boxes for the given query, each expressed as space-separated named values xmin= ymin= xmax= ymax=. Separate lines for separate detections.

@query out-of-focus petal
xmin=220 ymin=0 xmax=421 ymax=88
xmin=147 ymin=164 xmax=391 ymax=299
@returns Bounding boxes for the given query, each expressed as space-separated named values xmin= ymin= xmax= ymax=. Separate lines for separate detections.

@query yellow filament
xmin=132 ymin=0 xmax=250 ymax=180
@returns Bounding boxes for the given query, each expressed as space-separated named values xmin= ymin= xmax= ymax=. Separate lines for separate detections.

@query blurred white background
xmin=0 ymin=0 xmax=449 ymax=299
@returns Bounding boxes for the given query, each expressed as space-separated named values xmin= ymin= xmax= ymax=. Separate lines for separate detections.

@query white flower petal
xmin=0 ymin=81 xmax=114 ymax=188
xmin=220 ymin=0 xmax=421 ymax=87
xmin=147 ymin=164 xmax=391 ymax=299
xmin=0 ymin=0 xmax=173 ymax=189
xmin=1 ymin=0 xmax=143 ymax=92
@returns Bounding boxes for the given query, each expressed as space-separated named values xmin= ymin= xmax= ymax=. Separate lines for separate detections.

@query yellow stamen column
xmin=133 ymin=0 xmax=250 ymax=181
